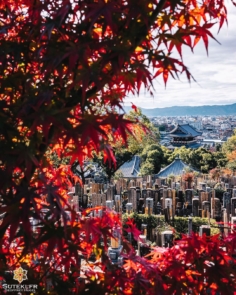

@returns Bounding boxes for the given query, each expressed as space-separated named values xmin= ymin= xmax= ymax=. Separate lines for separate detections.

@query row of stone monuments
xmin=67 ymin=176 xmax=236 ymax=263
xmin=68 ymin=179 xmax=236 ymax=223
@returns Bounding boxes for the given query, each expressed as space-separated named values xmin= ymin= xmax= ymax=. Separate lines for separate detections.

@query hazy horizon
xmin=124 ymin=102 xmax=236 ymax=110
xmin=125 ymin=1 xmax=236 ymax=109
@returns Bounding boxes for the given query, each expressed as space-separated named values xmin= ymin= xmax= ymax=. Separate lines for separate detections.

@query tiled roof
xmin=186 ymin=142 xmax=202 ymax=148
xmin=155 ymin=157 xmax=199 ymax=178
xmin=119 ymin=155 xmax=140 ymax=178
xmin=167 ymin=142 xmax=202 ymax=149
xmin=169 ymin=124 xmax=202 ymax=137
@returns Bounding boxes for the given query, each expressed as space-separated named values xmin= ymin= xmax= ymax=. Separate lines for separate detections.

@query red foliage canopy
xmin=0 ymin=0 xmax=235 ymax=294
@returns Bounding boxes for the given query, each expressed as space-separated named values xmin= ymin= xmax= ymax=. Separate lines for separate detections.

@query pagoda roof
xmin=155 ymin=157 xmax=199 ymax=178
xmin=169 ymin=124 xmax=202 ymax=137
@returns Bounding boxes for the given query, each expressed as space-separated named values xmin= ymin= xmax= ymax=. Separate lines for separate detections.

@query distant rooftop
xmin=202 ymin=139 xmax=226 ymax=143
xmin=169 ymin=124 xmax=202 ymax=137
xmin=119 ymin=155 xmax=140 ymax=178
xmin=155 ymin=157 xmax=199 ymax=178
xmin=167 ymin=142 xmax=202 ymax=150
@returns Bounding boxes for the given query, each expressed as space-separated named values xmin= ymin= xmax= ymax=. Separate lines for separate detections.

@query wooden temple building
xmin=167 ymin=124 xmax=202 ymax=150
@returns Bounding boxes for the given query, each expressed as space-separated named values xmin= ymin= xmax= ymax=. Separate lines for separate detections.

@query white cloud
xmin=125 ymin=1 xmax=236 ymax=109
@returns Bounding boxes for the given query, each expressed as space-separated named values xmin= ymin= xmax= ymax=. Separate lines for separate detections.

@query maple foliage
xmin=0 ymin=0 xmax=236 ymax=294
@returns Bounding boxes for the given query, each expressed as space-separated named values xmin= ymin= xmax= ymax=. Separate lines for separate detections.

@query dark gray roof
xmin=169 ymin=142 xmax=202 ymax=149
xmin=169 ymin=124 xmax=202 ymax=137
xmin=155 ymin=157 xmax=199 ymax=178
xmin=119 ymin=155 xmax=140 ymax=178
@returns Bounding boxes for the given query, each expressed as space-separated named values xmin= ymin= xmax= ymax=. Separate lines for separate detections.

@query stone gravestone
xmin=227 ymin=188 xmax=233 ymax=198
xmin=130 ymin=187 xmax=137 ymax=212
xmin=121 ymin=178 xmax=127 ymax=191
xmin=158 ymin=188 xmax=163 ymax=202
xmin=232 ymin=188 xmax=236 ymax=198
xmin=213 ymin=198 xmax=221 ymax=221
xmin=155 ymin=202 xmax=162 ymax=215
xmin=114 ymin=195 xmax=121 ymax=213
xmin=81 ymin=194 xmax=88 ymax=209
xmin=162 ymin=189 xmax=167 ymax=208
xmin=161 ymin=230 xmax=173 ymax=248
xmin=202 ymin=201 xmax=210 ymax=218
xmin=155 ymin=178 xmax=161 ymax=187
xmin=153 ymin=188 xmax=159 ymax=207
xmin=185 ymin=189 xmax=193 ymax=205
xmin=171 ymin=182 xmax=176 ymax=189
xmin=106 ymin=200 xmax=113 ymax=210
xmin=167 ymin=188 xmax=172 ymax=198
xmin=73 ymin=194 xmax=79 ymax=212
xmin=129 ymin=180 xmax=135 ymax=188
xmin=75 ymin=182 xmax=83 ymax=196
xmin=123 ymin=190 xmax=128 ymax=201
xmin=172 ymin=189 xmax=177 ymax=216
xmin=142 ymin=188 xmax=147 ymax=201
xmin=204 ymin=188 xmax=211 ymax=204
xmin=91 ymin=193 xmax=97 ymax=208
xmin=137 ymin=198 xmax=145 ymax=214
xmin=200 ymin=182 xmax=206 ymax=191
xmin=200 ymin=191 xmax=208 ymax=207
xmin=176 ymin=202 xmax=182 ymax=216
xmin=178 ymin=190 xmax=184 ymax=204
xmin=165 ymin=198 xmax=172 ymax=218
xmin=145 ymin=198 xmax=153 ymax=215
xmin=126 ymin=203 xmax=133 ymax=214
xmin=175 ymin=182 xmax=180 ymax=190
xmin=107 ymin=185 xmax=114 ymax=200
xmin=192 ymin=197 xmax=199 ymax=217
xmin=115 ymin=180 xmax=122 ymax=196
xmin=91 ymin=183 xmax=100 ymax=194
xmin=206 ymin=186 xmax=211 ymax=193
xmin=222 ymin=208 xmax=228 ymax=236
xmin=223 ymin=192 xmax=231 ymax=209
xmin=101 ymin=194 xmax=106 ymax=207
xmin=231 ymin=197 xmax=236 ymax=217
xmin=147 ymin=188 xmax=153 ymax=199
xmin=136 ymin=187 xmax=141 ymax=201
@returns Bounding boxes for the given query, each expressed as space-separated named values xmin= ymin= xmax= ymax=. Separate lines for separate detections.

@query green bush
xmin=122 ymin=213 xmax=220 ymax=239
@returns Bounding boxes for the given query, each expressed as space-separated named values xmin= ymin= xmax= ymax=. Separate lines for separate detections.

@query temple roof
xmin=155 ymin=157 xmax=199 ymax=178
xmin=168 ymin=142 xmax=202 ymax=149
xmin=169 ymin=124 xmax=202 ymax=138
xmin=119 ymin=155 xmax=140 ymax=178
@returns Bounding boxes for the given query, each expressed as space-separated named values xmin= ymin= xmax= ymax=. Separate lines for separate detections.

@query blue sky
xmin=125 ymin=1 xmax=236 ymax=109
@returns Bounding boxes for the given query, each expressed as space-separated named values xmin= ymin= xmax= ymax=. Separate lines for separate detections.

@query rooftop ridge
xmin=131 ymin=155 xmax=137 ymax=175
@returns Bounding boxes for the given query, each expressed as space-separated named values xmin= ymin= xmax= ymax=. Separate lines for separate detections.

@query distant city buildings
xmin=152 ymin=115 xmax=235 ymax=150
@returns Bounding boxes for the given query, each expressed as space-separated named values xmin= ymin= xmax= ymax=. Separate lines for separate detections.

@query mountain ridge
xmin=123 ymin=103 xmax=236 ymax=116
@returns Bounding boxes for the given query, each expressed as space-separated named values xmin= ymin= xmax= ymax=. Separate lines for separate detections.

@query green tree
xmin=189 ymin=148 xmax=217 ymax=173
xmin=160 ymin=146 xmax=173 ymax=167
xmin=139 ymin=161 xmax=155 ymax=176
xmin=222 ymin=129 xmax=236 ymax=154
xmin=166 ymin=147 xmax=218 ymax=173
xmin=140 ymin=144 xmax=164 ymax=175
xmin=92 ymin=109 xmax=159 ymax=180
xmin=221 ymin=130 xmax=236 ymax=170
xmin=92 ymin=148 xmax=134 ymax=181
xmin=213 ymin=151 xmax=228 ymax=168
xmin=124 ymin=109 xmax=160 ymax=154
xmin=168 ymin=146 xmax=191 ymax=164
